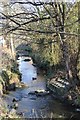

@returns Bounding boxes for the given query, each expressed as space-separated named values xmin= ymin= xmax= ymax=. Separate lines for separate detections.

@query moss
xmin=1 ymin=71 xmax=9 ymax=84
xmin=0 ymin=69 xmax=20 ymax=93
xmin=0 ymin=75 xmax=4 ymax=84
xmin=75 ymin=96 xmax=80 ymax=105
xmin=9 ymin=72 xmax=19 ymax=84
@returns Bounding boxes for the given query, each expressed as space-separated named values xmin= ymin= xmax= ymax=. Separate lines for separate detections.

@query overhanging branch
xmin=7 ymin=28 xmax=80 ymax=37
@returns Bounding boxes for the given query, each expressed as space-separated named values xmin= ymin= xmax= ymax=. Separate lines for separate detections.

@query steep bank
xmin=31 ymin=53 xmax=80 ymax=108
xmin=46 ymin=71 xmax=80 ymax=108
xmin=0 ymin=60 xmax=22 ymax=118
xmin=0 ymin=69 xmax=21 ymax=95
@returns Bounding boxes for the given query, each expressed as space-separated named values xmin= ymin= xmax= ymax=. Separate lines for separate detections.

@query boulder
xmin=28 ymin=90 xmax=50 ymax=96
xmin=8 ymin=83 xmax=16 ymax=91
xmin=32 ymin=77 xmax=37 ymax=80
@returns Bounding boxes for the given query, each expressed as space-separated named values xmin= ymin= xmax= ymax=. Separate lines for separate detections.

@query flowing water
xmin=3 ymin=56 xmax=80 ymax=119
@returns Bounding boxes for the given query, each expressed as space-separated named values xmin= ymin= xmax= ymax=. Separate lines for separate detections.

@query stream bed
xmin=3 ymin=56 xmax=80 ymax=119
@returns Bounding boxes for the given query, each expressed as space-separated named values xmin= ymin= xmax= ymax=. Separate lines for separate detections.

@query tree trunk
xmin=59 ymin=3 xmax=73 ymax=81
xmin=10 ymin=34 xmax=15 ymax=59
xmin=66 ymin=2 xmax=80 ymax=85
xmin=70 ymin=51 xmax=80 ymax=85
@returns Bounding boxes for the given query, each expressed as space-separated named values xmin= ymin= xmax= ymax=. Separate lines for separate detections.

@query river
xmin=3 ymin=56 xmax=80 ymax=119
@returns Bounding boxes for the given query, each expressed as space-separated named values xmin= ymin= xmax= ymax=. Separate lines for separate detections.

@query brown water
xmin=3 ymin=57 xmax=80 ymax=119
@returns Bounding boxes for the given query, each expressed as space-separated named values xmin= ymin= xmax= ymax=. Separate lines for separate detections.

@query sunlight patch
xmin=0 ymin=0 xmax=9 ymax=3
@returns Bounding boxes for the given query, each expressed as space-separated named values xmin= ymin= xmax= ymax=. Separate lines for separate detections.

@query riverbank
xmin=0 ymin=69 xmax=27 ymax=118
xmin=0 ymin=69 xmax=20 ymax=95
xmin=0 ymin=96 xmax=21 ymax=119
xmin=46 ymin=71 xmax=80 ymax=108
xmin=0 ymin=59 xmax=24 ymax=119
xmin=32 ymin=55 xmax=80 ymax=108
xmin=3 ymin=57 xmax=80 ymax=119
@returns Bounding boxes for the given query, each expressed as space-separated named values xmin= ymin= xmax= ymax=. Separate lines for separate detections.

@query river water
xmin=3 ymin=57 xmax=80 ymax=119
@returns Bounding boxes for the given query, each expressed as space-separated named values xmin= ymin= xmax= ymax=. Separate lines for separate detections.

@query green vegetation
xmin=29 ymin=2 xmax=80 ymax=82
xmin=0 ymin=49 xmax=21 ymax=119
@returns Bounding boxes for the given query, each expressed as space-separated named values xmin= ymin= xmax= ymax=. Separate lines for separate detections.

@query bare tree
xmin=0 ymin=0 xmax=80 ymax=85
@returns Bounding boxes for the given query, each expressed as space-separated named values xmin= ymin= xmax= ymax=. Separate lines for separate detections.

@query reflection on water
xmin=19 ymin=61 xmax=37 ymax=85
xmin=4 ymin=56 xmax=80 ymax=118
